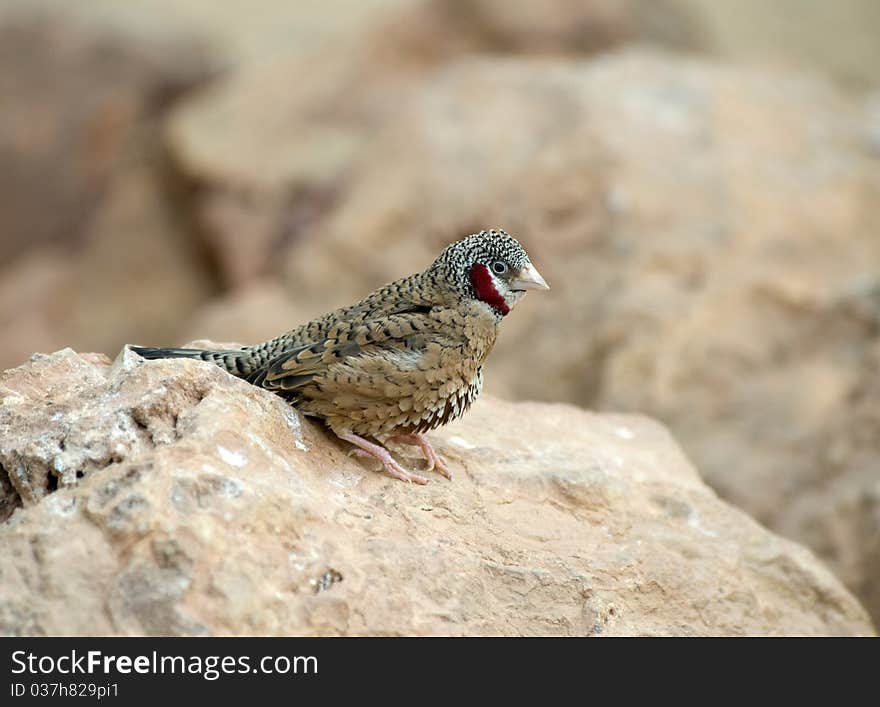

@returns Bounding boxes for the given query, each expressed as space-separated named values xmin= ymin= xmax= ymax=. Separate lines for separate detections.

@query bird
xmin=130 ymin=229 xmax=549 ymax=484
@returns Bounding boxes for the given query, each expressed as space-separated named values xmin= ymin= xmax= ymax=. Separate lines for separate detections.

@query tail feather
xmin=129 ymin=345 xmax=251 ymax=377
xmin=129 ymin=346 xmax=212 ymax=361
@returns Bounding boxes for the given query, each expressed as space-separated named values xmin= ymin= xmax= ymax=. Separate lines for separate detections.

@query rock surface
xmin=178 ymin=50 xmax=880 ymax=622
xmin=0 ymin=0 xmax=420 ymax=69
xmin=0 ymin=347 xmax=872 ymax=636
xmin=0 ymin=12 xmax=208 ymax=261
xmin=0 ymin=13 xmax=216 ymax=371
xmin=2 ymin=3 xmax=879 ymax=632
xmin=165 ymin=1 xmax=701 ymax=285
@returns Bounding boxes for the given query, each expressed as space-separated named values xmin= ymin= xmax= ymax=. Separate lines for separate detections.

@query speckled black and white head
xmin=431 ymin=229 xmax=549 ymax=316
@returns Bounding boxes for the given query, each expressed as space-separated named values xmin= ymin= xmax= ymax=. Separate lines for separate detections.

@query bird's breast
xmin=405 ymin=367 xmax=483 ymax=434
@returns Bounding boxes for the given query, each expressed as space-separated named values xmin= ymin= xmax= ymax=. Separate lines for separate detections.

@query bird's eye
xmin=490 ymin=260 xmax=508 ymax=275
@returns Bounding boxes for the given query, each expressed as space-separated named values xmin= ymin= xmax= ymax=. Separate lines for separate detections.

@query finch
xmin=131 ymin=229 xmax=549 ymax=483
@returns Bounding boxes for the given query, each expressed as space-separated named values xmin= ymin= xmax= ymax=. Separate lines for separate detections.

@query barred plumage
xmin=131 ymin=229 xmax=548 ymax=483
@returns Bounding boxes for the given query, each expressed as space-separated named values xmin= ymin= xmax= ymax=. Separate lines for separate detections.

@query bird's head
xmin=431 ymin=229 xmax=549 ymax=316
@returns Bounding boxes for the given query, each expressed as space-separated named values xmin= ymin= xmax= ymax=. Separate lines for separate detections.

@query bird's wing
xmin=247 ymin=301 xmax=443 ymax=394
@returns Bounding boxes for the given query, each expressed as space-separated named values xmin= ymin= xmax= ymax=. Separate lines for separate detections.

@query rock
xmin=165 ymin=47 xmax=880 ymax=625
xmin=0 ymin=12 xmax=217 ymax=371
xmin=177 ymin=280 xmax=315 ymax=347
xmin=252 ymin=50 xmax=877 ymax=623
xmin=0 ymin=12 xmax=208 ymax=263
xmin=775 ymin=339 xmax=880 ymax=623
xmin=674 ymin=0 xmax=880 ymax=89
xmin=0 ymin=0 xmax=424 ymax=70
xmin=381 ymin=0 xmax=703 ymax=58
xmin=0 ymin=153 xmax=217 ymax=373
xmin=65 ymin=162 xmax=217 ymax=358
xmin=0 ymin=247 xmax=75 ymax=375
xmin=866 ymin=92 xmax=880 ymax=156
xmin=0 ymin=346 xmax=872 ymax=636
xmin=165 ymin=0 xmax=701 ymax=285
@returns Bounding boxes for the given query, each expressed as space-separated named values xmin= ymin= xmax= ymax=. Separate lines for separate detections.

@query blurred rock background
xmin=0 ymin=0 xmax=878 ymax=624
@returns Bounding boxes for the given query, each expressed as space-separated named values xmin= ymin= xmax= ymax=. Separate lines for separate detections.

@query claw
xmin=389 ymin=433 xmax=453 ymax=480
xmin=339 ymin=431 xmax=429 ymax=484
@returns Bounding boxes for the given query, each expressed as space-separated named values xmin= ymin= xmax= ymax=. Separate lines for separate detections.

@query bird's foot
xmin=339 ymin=431 xmax=429 ymax=485
xmin=389 ymin=433 xmax=453 ymax=480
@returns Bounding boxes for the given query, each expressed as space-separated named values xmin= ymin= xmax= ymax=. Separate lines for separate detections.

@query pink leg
xmin=338 ymin=431 xmax=429 ymax=485
xmin=389 ymin=433 xmax=453 ymax=480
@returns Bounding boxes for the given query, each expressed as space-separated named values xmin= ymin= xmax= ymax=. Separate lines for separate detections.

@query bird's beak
xmin=511 ymin=262 xmax=550 ymax=291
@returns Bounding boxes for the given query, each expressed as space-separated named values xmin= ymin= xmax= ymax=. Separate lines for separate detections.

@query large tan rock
xmin=0 ymin=12 xmax=216 ymax=371
xmin=165 ymin=1 xmax=701 ymax=285
xmin=0 ymin=12 xmax=207 ymax=263
xmin=177 ymin=280 xmax=313 ymax=347
xmin=0 ymin=347 xmax=872 ymax=636
xmin=0 ymin=0 xmax=420 ymax=69
xmin=0 ymin=153 xmax=217 ymax=373
xmin=776 ymin=340 xmax=880 ymax=622
xmin=675 ymin=0 xmax=880 ymax=88
xmin=176 ymin=50 xmax=880 ymax=623
xmin=234 ymin=51 xmax=877 ymax=623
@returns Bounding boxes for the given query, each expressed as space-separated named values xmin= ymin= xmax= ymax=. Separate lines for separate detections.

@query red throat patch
xmin=469 ymin=264 xmax=510 ymax=316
